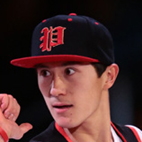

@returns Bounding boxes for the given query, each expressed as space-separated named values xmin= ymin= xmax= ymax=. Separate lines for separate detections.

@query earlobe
xmin=104 ymin=64 xmax=119 ymax=89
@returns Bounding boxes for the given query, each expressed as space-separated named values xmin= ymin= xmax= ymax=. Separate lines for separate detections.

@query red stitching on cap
xmin=69 ymin=13 xmax=77 ymax=16
xmin=68 ymin=18 xmax=73 ymax=22
xmin=95 ymin=22 xmax=99 ymax=25
xmin=42 ymin=19 xmax=46 ymax=23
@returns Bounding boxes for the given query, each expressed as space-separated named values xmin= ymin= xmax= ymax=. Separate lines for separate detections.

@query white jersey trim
xmin=111 ymin=125 xmax=142 ymax=142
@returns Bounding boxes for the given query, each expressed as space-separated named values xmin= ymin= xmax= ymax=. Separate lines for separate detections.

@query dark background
xmin=0 ymin=0 xmax=142 ymax=141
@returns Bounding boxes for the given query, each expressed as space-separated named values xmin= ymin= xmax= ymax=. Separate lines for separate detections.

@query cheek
xmin=37 ymin=76 xmax=51 ymax=97
xmin=75 ymin=78 xmax=103 ymax=106
xmin=38 ymin=77 xmax=51 ymax=108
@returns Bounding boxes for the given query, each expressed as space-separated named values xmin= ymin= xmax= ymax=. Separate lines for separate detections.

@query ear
xmin=103 ymin=63 xmax=119 ymax=89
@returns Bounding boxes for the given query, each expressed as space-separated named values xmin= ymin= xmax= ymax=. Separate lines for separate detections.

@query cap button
xmin=69 ymin=13 xmax=77 ymax=16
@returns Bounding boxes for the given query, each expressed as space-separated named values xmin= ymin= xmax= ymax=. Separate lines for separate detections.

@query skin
xmin=0 ymin=93 xmax=20 ymax=121
xmin=37 ymin=62 xmax=119 ymax=142
xmin=0 ymin=94 xmax=33 ymax=142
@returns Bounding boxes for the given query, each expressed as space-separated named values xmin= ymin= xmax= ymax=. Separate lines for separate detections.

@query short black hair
xmin=91 ymin=63 xmax=108 ymax=77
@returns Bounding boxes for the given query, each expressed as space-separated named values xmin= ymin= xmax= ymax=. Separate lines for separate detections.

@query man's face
xmin=37 ymin=62 xmax=107 ymax=128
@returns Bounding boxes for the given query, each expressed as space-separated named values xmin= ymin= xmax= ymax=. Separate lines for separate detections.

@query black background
xmin=0 ymin=0 xmax=142 ymax=141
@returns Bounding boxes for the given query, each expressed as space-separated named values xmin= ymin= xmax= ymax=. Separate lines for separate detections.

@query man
xmin=0 ymin=13 xmax=142 ymax=142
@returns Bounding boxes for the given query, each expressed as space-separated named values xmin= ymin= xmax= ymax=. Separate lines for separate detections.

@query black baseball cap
xmin=11 ymin=13 xmax=115 ymax=68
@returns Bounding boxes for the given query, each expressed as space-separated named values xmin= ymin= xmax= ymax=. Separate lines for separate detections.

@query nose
xmin=50 ymin=77 xmax=66 ymax=96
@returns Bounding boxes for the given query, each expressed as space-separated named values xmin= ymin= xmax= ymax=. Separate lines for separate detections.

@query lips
xmin=52 ymin=102 xmax=73 ymax=113
xmin=53 ymin=104 xmax=73 ymax=108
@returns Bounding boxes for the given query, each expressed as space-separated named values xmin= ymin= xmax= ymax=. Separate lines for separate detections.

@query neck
xmin=64 ymin=92 xmax=112 ymax=142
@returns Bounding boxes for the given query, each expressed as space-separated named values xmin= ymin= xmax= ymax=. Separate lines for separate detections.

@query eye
xmin=40 ymin=70 xmax=51 ymax=77
xmin=65 ymin=68 xmax=75 ymax=75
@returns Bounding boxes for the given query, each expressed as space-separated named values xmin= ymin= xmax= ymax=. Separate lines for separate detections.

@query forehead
xmin=35 ymin=61 xmax=90 ymax=68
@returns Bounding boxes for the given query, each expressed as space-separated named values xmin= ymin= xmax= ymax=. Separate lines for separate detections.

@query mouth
xmin=52 ymin=103 xmax=73 ymax=113
xmin=53 ymin=104 xmax=73 ymax=109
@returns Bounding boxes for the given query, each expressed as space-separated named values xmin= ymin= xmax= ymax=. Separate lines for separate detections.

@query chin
xmin=55 ymin=117 xmax=75 ymax=128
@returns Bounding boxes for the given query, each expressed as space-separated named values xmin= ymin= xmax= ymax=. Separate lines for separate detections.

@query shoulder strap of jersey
xmin=55 ymin=122 xmax=72 ymax=142
xmin=30 ymin=121 xmax=68 ymax=142
xmin=127 ymin=125 xmax=141 ymax=142
xmin=111 ymin=122 xmax=139 ymax=142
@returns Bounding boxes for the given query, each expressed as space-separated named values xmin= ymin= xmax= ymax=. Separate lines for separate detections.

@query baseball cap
xmin=11 ymin=13 xmax=115 ymax=68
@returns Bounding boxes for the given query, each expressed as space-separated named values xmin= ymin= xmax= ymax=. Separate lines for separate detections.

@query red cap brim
xmin=10 ymin=55 xmax=99 ymax=68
